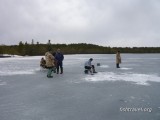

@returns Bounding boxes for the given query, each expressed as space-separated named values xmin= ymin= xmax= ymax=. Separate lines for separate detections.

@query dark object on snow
xmin=97 ymin=63 xmax=100 ymax=66
xmin=0 ymin=54 xmax=11 ymax=58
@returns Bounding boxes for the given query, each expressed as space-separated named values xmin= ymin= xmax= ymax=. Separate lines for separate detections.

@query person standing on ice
xmin=84 ymin=58 xmax=97 ymax=74
xmin=45 ymin=48 xmax=56 ymax=78
xmin=116 ymin=51 xmax=121 ymax=68
xmin=55 ymin=48 xmax=64 ymax=74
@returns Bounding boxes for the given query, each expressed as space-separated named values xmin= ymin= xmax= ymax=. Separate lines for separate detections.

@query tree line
xmin=0 ymin=41 xmax=160 ymax=56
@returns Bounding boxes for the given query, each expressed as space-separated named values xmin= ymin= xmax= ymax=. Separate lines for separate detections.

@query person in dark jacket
xmin=55 ymin=49 xmax=64 ymax=74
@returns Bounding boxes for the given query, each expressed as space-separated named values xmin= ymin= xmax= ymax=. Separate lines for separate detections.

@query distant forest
xmin=0 ymin=40 xmax=160 ymax=56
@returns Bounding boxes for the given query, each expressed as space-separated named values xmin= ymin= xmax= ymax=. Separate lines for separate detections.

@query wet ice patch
xmin=0 ymin=80 xmax=7 ymax=85
xmin=0 ymin=82 xmax=7 ymax=85
xmin=84 ymin=72 xmax=160 ymax=86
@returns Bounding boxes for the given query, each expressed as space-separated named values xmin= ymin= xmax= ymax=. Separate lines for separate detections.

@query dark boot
xmin=84 ymin=69 xmax=88 ymax=74
xmin=116 ymin=64 xmax=120 ymax=68
xmin=60 ymin=67 xmax=63 ymax=74
xmin=92 ymin=65 xmax=97 ymax=73
xmin=93 ymin=68 xmax=97 ymax=73
xmin=57 ymin=67 xmax=59 ymax=74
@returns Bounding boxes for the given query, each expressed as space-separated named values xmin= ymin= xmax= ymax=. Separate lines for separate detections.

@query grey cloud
xmin=0 ymin=0 xmax=160 ymax=47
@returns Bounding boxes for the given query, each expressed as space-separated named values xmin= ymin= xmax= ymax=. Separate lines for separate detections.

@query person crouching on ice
xmin=84 ymin=58 xmax=97 ymax=75
xmin=40 ymin=57 xmax=46 ymax=68
xmin=45 ymin=49 xmax=56 ymax=78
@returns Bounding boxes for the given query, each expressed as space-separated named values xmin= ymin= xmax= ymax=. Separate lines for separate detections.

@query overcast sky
xmin=0 ymin=0 xmax=160 ymax=47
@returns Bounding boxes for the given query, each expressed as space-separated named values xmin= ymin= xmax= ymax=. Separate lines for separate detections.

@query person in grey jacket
xmin=84 ymin=58 xmax=97 ymax=74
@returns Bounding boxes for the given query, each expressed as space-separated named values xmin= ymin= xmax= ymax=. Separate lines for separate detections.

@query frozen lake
xmin=0 ymin=54 xmax=160 ymax=85
xmin=0 ymin=54 xmax=160 ymax=120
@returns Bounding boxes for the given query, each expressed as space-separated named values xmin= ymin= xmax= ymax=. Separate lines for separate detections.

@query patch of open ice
xmin=120 ymin=67 xmax=132 ymax=70
xmin=0 ymin=68 xmax=40 ymax=76
xmin=84 ymin=72 xmax=160 ymax=86
xmin=130 ymin=96 xmax=135 ymax=99
xmin=100 ymin=65 xmax=109 ymax=68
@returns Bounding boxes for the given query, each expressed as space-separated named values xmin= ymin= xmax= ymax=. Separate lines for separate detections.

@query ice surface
xmin=0 ymin=56 xmax=42 ymax=76
xmin=0 ymin=54 xmax=160 ymax=120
